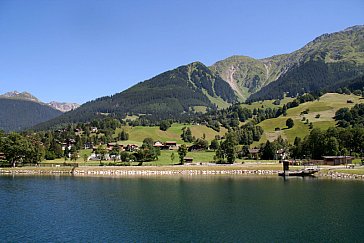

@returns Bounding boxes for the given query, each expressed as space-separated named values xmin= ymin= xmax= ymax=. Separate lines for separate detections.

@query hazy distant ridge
xmin=0 ymin=91 xmax=80 ymax=112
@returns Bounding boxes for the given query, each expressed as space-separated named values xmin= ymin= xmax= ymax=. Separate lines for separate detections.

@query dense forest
xmin=34 ymin=62 xmax=236 ymax=130
xmin=248 ymin=60 xmax=364 ymax=101
xmin=0 ymin=98 xmax=62 ymax=132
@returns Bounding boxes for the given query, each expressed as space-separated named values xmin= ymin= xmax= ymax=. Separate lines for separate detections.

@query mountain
xmin=1 ymin=91 xmax=40 ymax=102
xmin=34 ymin=62 xmax=237 ymax=129
xmin=0 ymin=91 xmax=80 ymax=112
xmin=211 ymin=25 xmax=364 ymax=101
xmin=210 ymin=55 xmax=290 ymax=100
xmin=48 ymin=102 xmax=80 ymax=112
xmin=0 ymin=97 xmax=62 ymax=132
xmin=35 ymin=25 xmax=364 ymax=129
xmin=0 ymin=91 xmax=81 ymax=131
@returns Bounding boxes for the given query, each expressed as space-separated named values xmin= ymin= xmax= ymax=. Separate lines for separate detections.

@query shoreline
xmin=1 ymin=165 xmax=364 ymax=180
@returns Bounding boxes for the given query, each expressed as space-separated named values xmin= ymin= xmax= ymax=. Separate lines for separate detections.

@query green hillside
xmin=252 ymin=93 xmax=364 ymax=145
xmin=114 ymin=124 xmax=228 ymax=145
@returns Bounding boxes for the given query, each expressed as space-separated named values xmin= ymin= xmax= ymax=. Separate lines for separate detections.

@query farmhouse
xmin=322 ymin=156 xmax=354 ymax=165
xmin=165 ymin=141 xmax=178 ymax=150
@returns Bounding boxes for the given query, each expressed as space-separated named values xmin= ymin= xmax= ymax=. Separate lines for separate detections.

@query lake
xmin=0 ymin=175 xmax=363 ymax=242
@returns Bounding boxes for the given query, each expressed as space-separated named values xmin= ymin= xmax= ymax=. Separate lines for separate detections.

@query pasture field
xmin=253 ymin=93 xmax=364 ymax=144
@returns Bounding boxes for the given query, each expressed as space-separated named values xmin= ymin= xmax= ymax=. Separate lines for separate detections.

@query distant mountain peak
xmin=1 ymin=90 xmax=80 ymax=112
xmin=48 ymin=101 xmax=80 ymax=112
xmin=1 ymin=91 xmax=40 ymax=102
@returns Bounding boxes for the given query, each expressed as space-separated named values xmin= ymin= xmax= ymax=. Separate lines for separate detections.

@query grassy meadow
xmin=114 ymin=123 xmax=227 ymax=145
xmin=252 ymin=93 xmax=364 ymax=145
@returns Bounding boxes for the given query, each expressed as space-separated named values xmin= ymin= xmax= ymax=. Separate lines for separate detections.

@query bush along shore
xmin=1 ymin=166 xmax=364 ymax=180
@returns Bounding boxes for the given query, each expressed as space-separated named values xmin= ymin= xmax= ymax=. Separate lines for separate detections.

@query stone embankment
xmin=318 ymin=171 xmax=364 ymax=180
xmin=1 ymin=167 xmax=364 ymax=180
xmin=0 ymin=168 xmax=72 ymax=175
xmin=73 ymin=169 xmax=278 ymax=176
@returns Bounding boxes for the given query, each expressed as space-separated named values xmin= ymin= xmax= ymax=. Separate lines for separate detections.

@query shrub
xmin=286 ymin=118 xmax=294 ymax=128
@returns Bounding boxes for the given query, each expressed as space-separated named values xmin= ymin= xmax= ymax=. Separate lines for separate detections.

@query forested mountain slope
xmin=0 ymin=98 xmax=62 ymax=132
xmin=212 ymin=25 xmax=364 ymax=101
xmin=34 ymin=62 xmax=236 ymax=129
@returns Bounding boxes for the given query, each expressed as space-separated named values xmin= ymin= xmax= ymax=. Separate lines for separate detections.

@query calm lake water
xmin=1 ymin=175 xmax=363 ymax=242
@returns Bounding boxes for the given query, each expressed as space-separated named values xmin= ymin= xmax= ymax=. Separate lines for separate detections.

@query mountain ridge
xmin=29 ymin=25 xmax=364 ymax=129
xmin=211 ymin=25 xmax=364 ymax=101
xmin=0 ymin=91 xmax=80 ymax=112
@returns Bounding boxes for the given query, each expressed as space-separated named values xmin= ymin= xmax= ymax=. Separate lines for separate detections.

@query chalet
xmin=153 ymin=141 xmax=164 ymax=148
xmin=60 ymin=138 xmax=76 ymax=151
xmin=184 ymin=157 xmax=193 ymax=163
xmin=322 ymin=156 xmax=354 ymax=166
xmin=165 ymin=141 xmax=177 ymax=150
xmin=107 ymin=143 xmax=124 ymax=151
xmin=248 ymin=148 xmax=260 ymax=159
xmin=126 ymin=144 xmax=139 ymax=152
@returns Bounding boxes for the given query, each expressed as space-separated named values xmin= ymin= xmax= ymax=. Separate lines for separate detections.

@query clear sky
xmin=0 ymin=0 xmax=363 ymax=104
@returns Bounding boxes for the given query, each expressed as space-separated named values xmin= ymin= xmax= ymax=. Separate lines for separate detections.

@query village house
xmin=165 ymin=141 xmax=178 ymax=150
xmin=84 ymin=142 xmax=93 ymax=149
xmin=126 ymin=144 xmax=139 ymax=152
xmin=106 ymin=142 xmax=124 ymax=151
xmin=60 ymin=138 xmax=76 ymax=151
xmin=153 ymin=141 xmax=179 ymax=150
xmin=322 ymin=156 xmax=354 ymax=166
xmin=248 ymin=148 xmax=260 ymax=160
xmin=153 ymin=141 xmax=164 ymax=148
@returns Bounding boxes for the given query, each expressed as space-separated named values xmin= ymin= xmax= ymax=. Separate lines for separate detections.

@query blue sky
xmin=0 ymin=0 xmax=363 ymax=104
